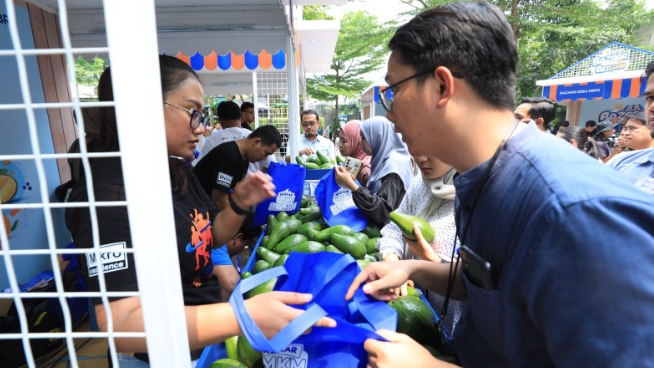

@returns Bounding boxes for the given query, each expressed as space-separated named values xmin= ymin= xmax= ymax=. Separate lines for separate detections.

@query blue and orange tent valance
xmin=170 ymin=49 xmax=287 ymax=71
xmin=542 ymin=77 xmax=645 ymax=102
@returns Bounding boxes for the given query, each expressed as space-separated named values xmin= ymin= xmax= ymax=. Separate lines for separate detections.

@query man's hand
xmin=298 ymin=148 xmax=315 ymax=156
xmin=365 ymin=330 xmax=455 ymax=368
xmin=244 ymin=292 xmax=336 ymax=339
xmin=334 ymin=166 xmax=358 ymax=191
xmin=403 ymin=226 xmax=440 ymax=263
xmin=231 ymin=172 xmax=275 ymax=208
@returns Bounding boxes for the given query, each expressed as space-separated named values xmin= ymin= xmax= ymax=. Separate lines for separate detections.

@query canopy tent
xmin=536 ymin=42 xmax=654 ymax=126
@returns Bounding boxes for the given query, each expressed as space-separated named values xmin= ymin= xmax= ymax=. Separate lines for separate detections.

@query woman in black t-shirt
xmin=66 ymin=56 xmax=334 ymax=366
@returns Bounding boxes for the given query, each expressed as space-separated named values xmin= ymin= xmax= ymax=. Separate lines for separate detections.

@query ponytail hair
xmin=558 ymin=126 xmax=600 ymax=159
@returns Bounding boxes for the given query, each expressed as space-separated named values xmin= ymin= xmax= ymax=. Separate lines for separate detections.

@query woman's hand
xmin=244 ymin=292 xmax=336 ymax=339
xmin=365 ymin=330 xmax=455 ymax=368
xmin=345 ymin=261 xmax=416 ymax=301
xmin=232 ymin=172 xmax=276 ymax=208
xmin=403 ymin=226 xmax=441 ymax=263
xmin=334 ymin=166 xmax=358 ymax=191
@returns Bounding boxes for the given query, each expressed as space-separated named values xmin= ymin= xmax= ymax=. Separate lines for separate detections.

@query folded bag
xmin=314 ymin=168 xmax=368 ymax=232
xmin=252 ymin=162 xmax=306 ymax=227
xmin=229 ymin=252 xmax=397 ymax=368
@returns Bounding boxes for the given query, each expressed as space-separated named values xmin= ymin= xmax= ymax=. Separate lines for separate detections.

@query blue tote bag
xmin=228 ymin=252 xmax=397 ymax=368
xmin=252 ymin=162 xmax=306 ymax=227
xmin=314 ymin=169 xmax=368 ymax=232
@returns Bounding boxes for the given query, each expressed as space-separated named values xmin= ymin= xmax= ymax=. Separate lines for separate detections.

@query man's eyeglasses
xmin=164 ymin=101 xmax=204 ymax=129
xmin=379 ymin=69 xmax=464 ymax=112
xmin=302 ymin=121 xmax=318 ymax=128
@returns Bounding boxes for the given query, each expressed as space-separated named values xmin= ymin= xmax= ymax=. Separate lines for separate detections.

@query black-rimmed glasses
xmin=164 ymin=101 xmax=204 ymax=129
xmin=379 ymin=69 xmax=464 ymax=112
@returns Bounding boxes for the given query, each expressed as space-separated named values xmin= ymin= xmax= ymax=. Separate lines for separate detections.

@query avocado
xmin=362 ymin=222 xmax=381 ymax=239
xmin=224 ymin=336 xmax=238 ymax=361
xmin=320 ymin=163 xmax=334 ymax=169
xmin=209 ymin=358 xmax=247 ymax=368
xmin=336 ymin=155 xmax=345 ymax=165
xmin=356 ymin=259 xmax=372 ymax=270
xmin=272 ymin=254 xmax=290 ymax=268
xmin=283 ymin=241 xmax=326 ymax=254
xmin=246 ymin=277 xmax=277 ymax=299
xmin=305 ymin=162 xmax=320 ymax=170
xmin=316 ymin=151 xmax=331 ymax=165
xmin=237 ymin=334 xmax=263 ymax=368
xmin=330 ymin=233 xmax=367 ymax=259
xmin=354 ymin=232 xmax=369 ymax=244
xmin=325 ymin=244 xmax=343 ymax=254
xmin=297 ymin=221 xmax=323 ymax=237
xmin=295 ymin=156 xmax=306 ymax=166
xmin=267 ymin=221 xmax=293 ymax=250
xmin=241 ymin=271 xmax=253 ymax=279
xmin=368 ymin=252 xmax=380 ymax=261
xmin=273 ymin=234 xmax=308 ymax=253
xmin=300 ymin=197 xmax=309 ymax=208
xmin=261 ymin=236 xmax=271 ymax=250
xmin=389 ymin=212 xmax=435 ymax=243
xmin=366 ymin=237 xmax=380 ymax=254
xmin=387 ymin=295 xmax=437 ymax=345
xmin=300 ymin=209 xmax=322 ymax=224
xmin=266 ymin=215 xmax=277 ymax=236
xmin=313 ymin=225 xmax=356 ymax=243
xmin=256 ymin=247 xmax=281 ymax=264
xmin=276 ymin=212 xmax=289 ymax=222
xmin=306 ymin=154 xmax=322 ymax=166
xmin=253 ymin=260 xmax=271 ymax=274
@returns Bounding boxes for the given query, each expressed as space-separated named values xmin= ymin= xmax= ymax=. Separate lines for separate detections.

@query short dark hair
xmin=249 ymin=125 xmax=282 ymax=148
xmin=217 ymin=101 xmax=242 ymax=120
xmin=623 ymin=111 xmax=646 ymax=125
xmin=557 ymin=126 xmax=600 ymax=159
xmin=301 ymin=109 xmax=320 ymax=121
xmin=646 ymin=60 xmax=654 ymax=82
xmin=241 ymin=102 xmax=254 ymax=112
xmin=388 ymin=1 xmax=517 ymax=110
xmin=238 ymin=215 xmax=262 ymax=243
xmin=519 ymin=97 xmax=558 ymax=129
xmin=585 ymin=120 xmax=597 ymax=128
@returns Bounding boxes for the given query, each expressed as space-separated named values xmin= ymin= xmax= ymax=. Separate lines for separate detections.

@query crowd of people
xmin=62 ymin=1 xmax=654 ymax=367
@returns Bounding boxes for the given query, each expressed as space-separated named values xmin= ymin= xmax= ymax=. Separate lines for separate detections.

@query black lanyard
xmin=439 ymin=119 xmax=521 ymax=321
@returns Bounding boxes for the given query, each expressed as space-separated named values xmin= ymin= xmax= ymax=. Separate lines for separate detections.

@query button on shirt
xmin=608 ymin=147 xmax=654 ymax=195
xmin=452 ymin=124 xmax=654 ymax=367
xmin=298 ymin=134 xmax=335 ymax=159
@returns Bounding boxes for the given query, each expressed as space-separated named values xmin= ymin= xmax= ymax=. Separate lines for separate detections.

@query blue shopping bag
xmin=252 ymin=162 xmax=306 ymax=227
xmin=314 ymin=168 xmax=368 ymax=232
xmin=228 ymin=252 xmax=397 ymax=368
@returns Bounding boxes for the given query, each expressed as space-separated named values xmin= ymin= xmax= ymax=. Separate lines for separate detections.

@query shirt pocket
xmin=461 ymin=271 xmax=504 ymax=355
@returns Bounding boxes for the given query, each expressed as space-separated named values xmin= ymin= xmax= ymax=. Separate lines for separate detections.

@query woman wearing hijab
xmin=334 ymin=116 xmax=413 ymax=227
xmin=338 ymin=120 xmax=371 ymax=187
xmin=378 ymin=156 xmax=463 ymax=332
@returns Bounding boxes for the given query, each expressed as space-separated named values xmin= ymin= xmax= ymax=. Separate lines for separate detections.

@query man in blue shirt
xmin=284 ymin=109 xmax=335 ymax=162
xmin=607 ymin=111 xmax=654 ymax=194
xmin=346 ymin=2 xmax=654 ymax=367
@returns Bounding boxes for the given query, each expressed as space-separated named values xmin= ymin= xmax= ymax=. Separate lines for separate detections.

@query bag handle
xmin=349 ymin=288 xmax=397 ymax=333
xmin=229 ymin=266 xmax=328 ymax=353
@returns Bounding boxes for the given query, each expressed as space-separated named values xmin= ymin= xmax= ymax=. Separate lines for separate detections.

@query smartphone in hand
xmin=343 ymin=157 xmax=363 ymax=180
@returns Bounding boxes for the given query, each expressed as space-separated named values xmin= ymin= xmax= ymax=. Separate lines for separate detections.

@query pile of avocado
xmin=210 ymin=201 xmax=446 ymax=368
xmin=295 ymin=152 xmax=344 ymax=170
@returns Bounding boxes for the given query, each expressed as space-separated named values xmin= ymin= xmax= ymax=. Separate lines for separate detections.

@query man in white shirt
xmin=193 ymin=101 xmax=275 ymax=174
xmin=285 ymin=109 xmax=335 ymax=162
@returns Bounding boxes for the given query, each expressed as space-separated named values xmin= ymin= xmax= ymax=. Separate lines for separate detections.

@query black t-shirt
xmin=241 ymin=122 xmax=253 ymax=131
xmin=193 ymin=141 xmax=248 ymax=197
xmin=65 ymin=158 xmax=222 ymax=306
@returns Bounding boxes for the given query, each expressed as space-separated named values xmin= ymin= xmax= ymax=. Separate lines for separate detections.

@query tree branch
xmin=400 ymin=0 xmax=423 ymax=10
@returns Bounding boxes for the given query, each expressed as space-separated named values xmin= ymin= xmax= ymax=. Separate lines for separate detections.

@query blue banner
xmin=556 ymin=83 xmax=605 ymax=101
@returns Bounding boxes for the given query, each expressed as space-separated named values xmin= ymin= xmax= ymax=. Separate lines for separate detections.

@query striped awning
xmin=541 ymin=76 xmax=646 ymax=102
xmin=170 ymin=49 xmax=287 ymax=72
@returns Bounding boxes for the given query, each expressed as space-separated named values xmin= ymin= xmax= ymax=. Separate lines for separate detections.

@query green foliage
xmin=303 ymin=5 xmax=334 ymax=20
xmin=74 ymin=56 xmax=108 ymax=86
xmin=306 ymin=11 xmax=390 ymax=121
xmin=398 ymin=0 xmax=654 ymax=100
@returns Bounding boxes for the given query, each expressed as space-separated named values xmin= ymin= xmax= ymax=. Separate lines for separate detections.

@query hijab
xmin=360 ymin=116 xmax=413 ymax=194
xmin=416 ymin=167 xmax=456 ymax=221
xmin=342 ymin=120 xmax=371 ymax=172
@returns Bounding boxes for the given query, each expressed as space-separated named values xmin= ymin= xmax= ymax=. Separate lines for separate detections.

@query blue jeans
xmin=116 ymin=353 xmax=198 ymax=368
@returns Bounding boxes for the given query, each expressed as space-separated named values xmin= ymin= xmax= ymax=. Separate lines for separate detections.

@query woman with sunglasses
xmin=66 ymin=55 xmax=334 ymax=367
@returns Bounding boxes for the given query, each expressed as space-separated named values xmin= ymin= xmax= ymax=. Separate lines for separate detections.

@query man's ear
xmin=433 ymin=66 xmax=456 ymax=108
xmin=535 ymin=117 xmax=544 ymax=127
xmin=234 ymin=233 xmax=244 ymax=243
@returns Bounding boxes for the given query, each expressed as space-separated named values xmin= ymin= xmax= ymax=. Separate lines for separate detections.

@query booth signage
xmin=590 ymin=48 xmax=630 ymax=74
xmin=555 ymin=82 xmax=605 ymax=100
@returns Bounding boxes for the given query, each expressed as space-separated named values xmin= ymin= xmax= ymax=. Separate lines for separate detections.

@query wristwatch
xmin=229 ymin=195 xmax=253 ymax=215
